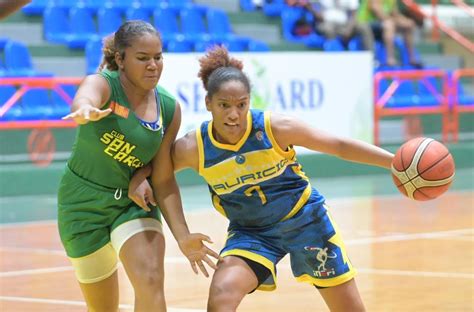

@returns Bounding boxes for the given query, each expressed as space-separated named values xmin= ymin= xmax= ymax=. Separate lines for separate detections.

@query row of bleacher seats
xmin=22 ymin=0 xmax=195 ymax=15
xmin=0 ymin=38 xmax=53 ymax=77
xmin=43 ymin=4 xmax=270 ymax=52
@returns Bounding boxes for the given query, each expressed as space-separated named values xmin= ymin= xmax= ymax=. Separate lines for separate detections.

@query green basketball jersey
xmin=67 ymin=69 xmax=176 ymax=189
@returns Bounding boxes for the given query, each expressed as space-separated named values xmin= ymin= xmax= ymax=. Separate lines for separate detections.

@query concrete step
xmin=34 ymin=57 xmax=86 ymax=76
xmin=233 ymin=24 xmax=281 ymax=44
xmin=0 ymin=23 xmax=45 ymax=45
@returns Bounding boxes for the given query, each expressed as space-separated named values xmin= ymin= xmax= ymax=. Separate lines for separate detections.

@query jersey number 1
xmin=244 ymin=185 xmax=267 ymax=205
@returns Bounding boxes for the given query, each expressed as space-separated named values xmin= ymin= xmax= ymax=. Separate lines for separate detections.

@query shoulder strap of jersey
xmin=156 ymin=85 xmax=177 ymax=131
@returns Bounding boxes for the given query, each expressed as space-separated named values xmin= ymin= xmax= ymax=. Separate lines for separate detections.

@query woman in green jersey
xmin=59 ymin=20 xmax=219 ymax=312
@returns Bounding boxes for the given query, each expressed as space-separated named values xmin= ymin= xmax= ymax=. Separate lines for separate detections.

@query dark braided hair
xmin=197 ymin=45 xmax=251 ymax=98
xmin=99 ymin=20 xmax=161 ymax=71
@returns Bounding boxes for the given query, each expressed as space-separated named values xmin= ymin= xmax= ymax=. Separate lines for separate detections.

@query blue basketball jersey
xmin=196 ymin=109 xmax=325 ymax=227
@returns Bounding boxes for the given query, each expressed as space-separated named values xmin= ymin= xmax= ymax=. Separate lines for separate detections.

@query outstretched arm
xmin=151 ymin=105 xmax=219 ymax=276
xmin=62 ymin=75 xmax=112 ymax=124
xmin=270 ymin=113 xmax=394 ymax=169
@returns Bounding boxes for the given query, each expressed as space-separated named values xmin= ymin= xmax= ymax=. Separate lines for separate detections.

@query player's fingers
xmin=204 ymin=246 xmax=221 ymax=260
xmin=197 ymin=261 xmax=209 ymax=277
xmin=136 ymin=197 xmax=150 ymax=212
xmin=189 ymin=261 xmax=198 ymax=275
xmin=98 ymin=108 xmax=112 ymax=119
xmin=61 ymin=113 xmax=73 ymax=120
xmin=83 ymin=108 xmax=90 ymax=120
xmin=202 ymin=255 xmax=218 ymax=270
xmin=146 ymin=188 xmax=157 ymax=206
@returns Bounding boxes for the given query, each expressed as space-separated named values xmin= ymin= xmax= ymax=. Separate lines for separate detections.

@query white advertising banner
xmin=160 ymin=52 xmax=373 ymax=152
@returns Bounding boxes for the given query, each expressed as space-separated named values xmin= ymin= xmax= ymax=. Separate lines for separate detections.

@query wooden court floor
xmin=0 ymin=190 xmax=473 ymax=311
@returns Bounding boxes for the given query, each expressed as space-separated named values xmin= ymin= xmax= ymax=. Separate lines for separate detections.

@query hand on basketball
xmin=178 ymin=233 xmax=221 ymax=277
xmin=62 ymin=105 xmax=112 ymax=124
xmin=128 ymin=178 xmax=156 ymax=212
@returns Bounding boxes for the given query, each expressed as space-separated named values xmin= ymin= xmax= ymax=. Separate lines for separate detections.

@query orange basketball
xmin=391 ymin=137 xmax=455 ymax=201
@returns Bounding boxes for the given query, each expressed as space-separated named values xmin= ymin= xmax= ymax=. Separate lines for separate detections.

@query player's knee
xmin=208 ymin=282 xmax=244 ymax=310
xmin=132 ymin=269 xmax=165 ymax=295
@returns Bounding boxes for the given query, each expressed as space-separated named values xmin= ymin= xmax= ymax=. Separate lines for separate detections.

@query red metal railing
xmin=0 ymin=77 xmax=81 ymax=129
xmin=450 ymin=68 xmax=474 ymax=142
xmin=402 ymin=0 xmax=474 ymax=53
xmin=373 ymin=69 xmax=451 ymax=146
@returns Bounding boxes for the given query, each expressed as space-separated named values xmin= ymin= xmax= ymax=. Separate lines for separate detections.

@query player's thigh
xmin=114 ymin=217 xmax=165 ymax=286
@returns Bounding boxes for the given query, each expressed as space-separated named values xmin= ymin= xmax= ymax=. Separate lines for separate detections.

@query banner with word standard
xmin=160 ymin=52 xmax=373 ymax=152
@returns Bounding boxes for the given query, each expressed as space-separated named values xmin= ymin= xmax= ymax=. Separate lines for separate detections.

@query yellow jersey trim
xmin=212 ymin=195 xmax=227 ymax=218
xmin=207 ymin=112 xmax=252 ymax=152
xmin=264 ymin=111 xmax=295 ymax=159
xmin=279 ymin=184 xmax=312 ymax=221
xmin=196 ymin=127 xmax=205 ymax=175
xmin=295 ymin=268 xmax=357 ymax=288
xmin=221 ymin=248 xmax=277 ymax=291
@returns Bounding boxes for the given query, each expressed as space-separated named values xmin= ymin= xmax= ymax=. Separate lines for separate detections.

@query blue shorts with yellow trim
xmin=220 ymin=191 xmax=356 ymax=291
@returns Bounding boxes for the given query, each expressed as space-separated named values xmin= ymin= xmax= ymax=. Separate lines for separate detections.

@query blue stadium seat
xmin=85 ymin=38 xmax=103 ymax=74
xmin=394 ymin=37 xmax=422 ymax=67
xmin=206 ymin=9 xmax=233 ymax=41
xmin=193 ymin=39 xmax=217 ymax=52
xmin=3 ymin=41 xmax=53 ymax=77
xmin=240 ymin=0 xmax=257 ymax=11
xmin=141 ymin=0 xmax=167 ymax=10
xmin=348 ymin=36 xmax=364 ymax=51
xmin=167 ymin=39 xmax=193 ymax=53
xmin=80 ymin=0 xmax=103 ymax=11
xmin=97 ymin=6 xmax=123 ymax=36
xmin=0 ymin=86 xmax=23 ymax=121
xmin=54 ymin=0 xmax=78 ymax=10
xmin=374 ymin=41 xmax=388 ymax=66
xmin=220 ymin=37 xmax=247 ymax=52
xmin=180 ymin=7 xmax=211 ymax=42
xmin=167 ymin=0 xmax=193 ymax=11
xmin=43 ymin=6 xmax=70 ymax=44
xmin=18 ymin=89 xmax=51 ymax=120
xmin=66 ymin=6 xmax=100 ymax=49
xmin=248 ymin=40 xmax=271 ymax=52
xmin=126 ymin=6 xmax=151 ymax=22
xmin=108 ymin=0 xmax=139 ymax=12
xmin=263 ymin=0 xmax=286 ymax=17
xmin=281 ymin=7 xmax=323 ymax=48
xmin=0 ymin=37 xmax=9 ymax=50
xmin=153 ymin=7 xmax=183 ymax=43
xmin=323 ymin=38 xmax=345 ymax=51
xmin=21 ymin=0 xmax=49 ymax=16
xmin=51 ymin=85 xmax=76 ymax=119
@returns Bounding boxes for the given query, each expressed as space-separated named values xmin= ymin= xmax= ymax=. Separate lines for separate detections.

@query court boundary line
xmin=0 ymin=296 xmax=205 ymax=312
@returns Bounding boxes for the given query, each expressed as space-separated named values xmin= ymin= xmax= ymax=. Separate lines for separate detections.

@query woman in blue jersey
xmin=132 ymin=45 xmax=394 ymax=311
xmin=59 ymin=21 xmax=219 ymax=311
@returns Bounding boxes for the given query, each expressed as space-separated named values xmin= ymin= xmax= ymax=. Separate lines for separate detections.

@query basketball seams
xmin=417 ymin=152 xmax=452 ymax=179
xmin=391 ymin=137 xmax=454 ymax=201
xmin=405 ymin=138 xmax=433 ymax=180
